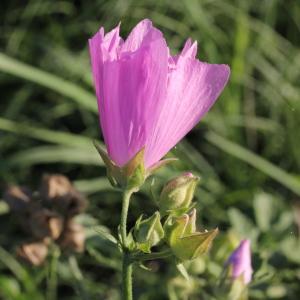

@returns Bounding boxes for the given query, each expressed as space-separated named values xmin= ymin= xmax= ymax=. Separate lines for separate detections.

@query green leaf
xmin=280 ymin=236 xmax=300 ymax=264
xmin=93 ymin=226 xmax=118 ymax=245
xmin=228 ymin=208 xmax=259 ymax=241
xmin=253 ymin=192 xmax=275 ymax=232
xmin=0 ymin=276 xmax=21 ymax=299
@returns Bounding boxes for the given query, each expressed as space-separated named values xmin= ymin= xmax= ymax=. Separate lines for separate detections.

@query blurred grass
xmin=0 ymin=0 xmax=300 ymax=299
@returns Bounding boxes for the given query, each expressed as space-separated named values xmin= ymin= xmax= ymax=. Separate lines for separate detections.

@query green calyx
xmin=159 ymin=173 xmax=199 ymax=216
xmin=133 ymin=212 xmax=164 ymax=253
xmin=94 ymin=141 xmax=145 ymax=190
xmin=146 ymin=158 xmax=178 ymax=177
xmin=164 ymin=209 xmax=218 ymax=261
xmin=94 ymin=142 xmax=178 ymax=191
xmin=228 ymin=276 xmax=249 ymax=300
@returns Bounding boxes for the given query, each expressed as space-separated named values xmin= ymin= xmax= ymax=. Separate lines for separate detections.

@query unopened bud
xmin=16 ymin=240 xmax=48 ymax=266
xmin=134 ymin=212 xmax=164 ymax=253
xmin=159 ymin=173 xmax=199 ymax=216
xmin=59 ymin=221 xmax=85 ymax=253
xmin=226 ymin=239 xmax=253 ymax=285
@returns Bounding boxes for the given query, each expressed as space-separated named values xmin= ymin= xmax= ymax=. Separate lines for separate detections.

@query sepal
xmin=146 ymin=158 xmax=178 ymax=178
xmin=126 ymin=231 xmax=138 ymax=251
xmin=164 ymin=209 xmax=218 ymax=261
xmin=176 ymin=262 xmax=190 ymax=281
xmin=124 ymin=148 xmax=145 ymax=190
xmin=133 ymin=212 xmax=164 ymax=253
xmin=94 ymin=141 xmax=145 ymax=190
xmin=228 ymin=276 xmax=249 ymax=300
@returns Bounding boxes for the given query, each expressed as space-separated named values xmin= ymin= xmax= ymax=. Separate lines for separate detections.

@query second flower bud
xmin=159 ymin=173 xmax=199 ymax=216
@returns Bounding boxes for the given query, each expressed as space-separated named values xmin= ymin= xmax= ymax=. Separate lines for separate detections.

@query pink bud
xmin=227 ymin=239 xmax=253 ymax=284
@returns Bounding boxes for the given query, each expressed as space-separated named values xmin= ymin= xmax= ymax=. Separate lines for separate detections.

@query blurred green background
xmin=1 ymin=0 xmax=300 ymax=299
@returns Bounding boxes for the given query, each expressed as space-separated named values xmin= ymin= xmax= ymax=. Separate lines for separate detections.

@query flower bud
xmin=134 ymin=212 xmax=164 ymax=253
xmin=3 ymin=186 xmax=32 ymax=212
xmin=59 ymin=221 xmax=85 ymax=253
xmin=226 ymin=239 xmax=252 ymax=285
xmin=40 ymin=174 xmax=87 ymax=216
xmin=164 ymin=209 xmax=218 ymax=261
xmin=16 ymin=240 xmax=48 ymax=266
xmin=159 ymin=173 xmax=199 ymax=216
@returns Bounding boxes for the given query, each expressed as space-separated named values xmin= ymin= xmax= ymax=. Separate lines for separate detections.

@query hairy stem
xmin=120 ymin=188 xmax=135 ymax=300
xmin=120 ymin=189 xmax=134 ymax=247
xmin=122 ymin=252 xmax=133 ymax=300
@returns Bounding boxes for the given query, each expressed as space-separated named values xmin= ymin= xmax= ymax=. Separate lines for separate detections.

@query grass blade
xmin=206 ymin=131 xmax=300 ymax=196
xmin=9 ymin=145 xmax=103 ymax=166
xmin=0 ymin=117 xmax=92 ymax=147
xmin=0 ymin=53 xmax=97 ymax=113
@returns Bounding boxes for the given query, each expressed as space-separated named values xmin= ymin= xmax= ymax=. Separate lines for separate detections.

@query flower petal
xmin=100 ymin=38 xmax=169 ymax=166
xmin=102 ymin=23 xmax=123 ymax=60
xmin=145 ymin=57 xmax=230 ymax=167
xmin=121 ymin=19 xmax=163 ymax=54
xmin=89 ymin=27 xmax=105 ymax=116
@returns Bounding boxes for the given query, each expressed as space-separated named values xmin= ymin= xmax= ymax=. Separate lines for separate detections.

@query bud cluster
xmin=96 ymin=146 xmax=219 ymax=270
xmin=121 ymin=162 xmax=219 ymax=262
xmin=3 ymin=174 xmax=87 ymax=266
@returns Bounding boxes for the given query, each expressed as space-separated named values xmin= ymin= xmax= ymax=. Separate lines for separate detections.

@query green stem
xmin=122 ymin=252 xmax=133 ymax=300
xmin=120 ymin=189 xmax=134 ymax=247
xmin=120 ymin=189 xmax=135 ymax=300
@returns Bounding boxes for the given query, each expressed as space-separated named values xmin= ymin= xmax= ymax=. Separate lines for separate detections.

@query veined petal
xmin=89 ymin=24 xmax=122 ymax=65
xmin=170 ymin=39 xmax=197 ymax=66
xmin=180 ymin=38 xmax=198 ymax=59
xmin=89 ymin=28 xmax=106 ymax=126
xmin=102 ymin=23 xmax=123 ymax=60
xmin=145 ymin=57 xmax=230 ymax=167
xmin=100 ymin=38 xmax=169 ymax=166
xmin=89 ymin=24 xmax=122 ymax=124
xmin=121 ymin=19 xmax=163 ymax=54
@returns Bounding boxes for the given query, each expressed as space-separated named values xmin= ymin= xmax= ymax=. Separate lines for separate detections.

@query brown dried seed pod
xmin=29 ymin=208 xmax=63 ymax=240
xmin=16 ymin=240 xmax=48 ymax=266
xmin=3 ymin=186 xmax=32 ymax=212
xmin=59 ymin=221 xmax=85 ymax=253
xmin=39 ymin=174 xmax=87 ymax=216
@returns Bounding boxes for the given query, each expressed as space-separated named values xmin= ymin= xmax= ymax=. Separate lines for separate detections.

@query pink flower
xmin=227 ymin=239 xmax=253 ymax=284
xmin=89 ymin=19 xmax=230 ymax=168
